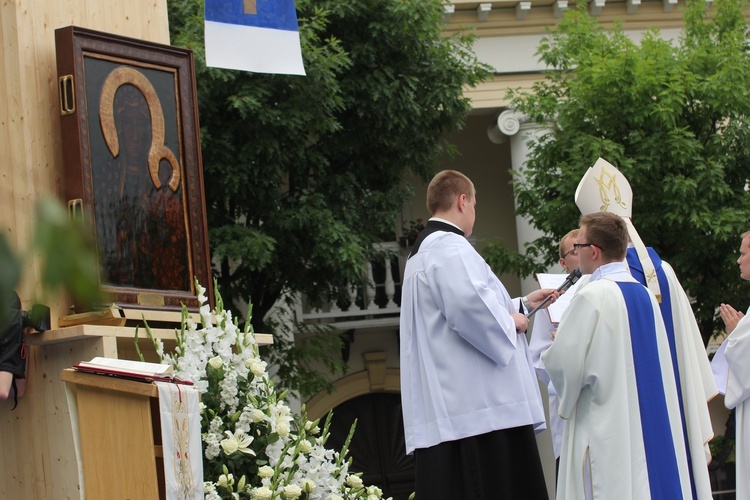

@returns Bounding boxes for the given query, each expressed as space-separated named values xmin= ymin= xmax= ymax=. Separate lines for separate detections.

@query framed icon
xmin=55 ymin=26 xmax=213 ymax=311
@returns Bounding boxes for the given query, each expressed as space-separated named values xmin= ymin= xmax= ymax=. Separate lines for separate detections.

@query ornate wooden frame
xmin=55 ymin=26 xmax=213 ymax=311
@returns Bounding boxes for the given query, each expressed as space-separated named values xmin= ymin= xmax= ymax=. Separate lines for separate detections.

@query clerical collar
xmin=429 ymin=217 xmax=463 ymax=232
xmin=590 ymin=261 xmax=637 ymax=283
xmin=408 ymin=219 xmax=464 ymax=259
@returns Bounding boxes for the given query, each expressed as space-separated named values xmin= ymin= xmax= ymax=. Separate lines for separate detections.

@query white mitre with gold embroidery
xmin=574 ymin=157 xmax=661 ymax=301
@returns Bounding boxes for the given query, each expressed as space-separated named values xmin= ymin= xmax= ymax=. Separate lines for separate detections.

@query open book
xmin=74 ymin=357 xmax=193 ymax=385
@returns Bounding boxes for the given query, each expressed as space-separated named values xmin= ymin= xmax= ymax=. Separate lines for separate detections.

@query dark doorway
xmin=326 ymin=393 xmax=415 ymax=499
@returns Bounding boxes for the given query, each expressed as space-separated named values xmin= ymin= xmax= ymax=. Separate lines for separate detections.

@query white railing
xmin=294 ymin=241 xmax=405 ymax=329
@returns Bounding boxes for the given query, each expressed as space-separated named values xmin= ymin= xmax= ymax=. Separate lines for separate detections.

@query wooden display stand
xmin=0 ymin=325 xmax=272 ymax=499
xmin=61 ymin=369 xmax=164 ymax=499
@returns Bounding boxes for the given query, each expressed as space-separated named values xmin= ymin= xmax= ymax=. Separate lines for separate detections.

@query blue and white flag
xmin=205 ymin=0 xmax=305 ymax=75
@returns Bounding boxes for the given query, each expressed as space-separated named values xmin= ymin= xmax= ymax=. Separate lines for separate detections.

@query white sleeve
xmin=542 ymin=287 xmax=603 ymax=420
xmin=529 ymin=312 xmax=554 ymax=387
xmin=724 ymin=312 xmax=750 ymax=409
xmin=427 ymin=239 xmax=518 ymax=366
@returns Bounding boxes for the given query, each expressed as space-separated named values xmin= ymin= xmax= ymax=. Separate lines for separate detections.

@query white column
xmin=492 ymin=109 xmax=554 ymax=296
xmin=491 ymin=110 xmax=559 ymax=500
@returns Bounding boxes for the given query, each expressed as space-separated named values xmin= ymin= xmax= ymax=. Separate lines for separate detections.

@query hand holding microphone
xmin=525 ymin=268 xmax=582 ymax=318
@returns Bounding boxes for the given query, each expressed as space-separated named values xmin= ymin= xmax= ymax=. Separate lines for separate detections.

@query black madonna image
xmin=56 ymin=26 xmax=213 ymax=311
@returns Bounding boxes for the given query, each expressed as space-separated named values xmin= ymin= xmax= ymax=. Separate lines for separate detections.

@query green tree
xmin=168 ymin=0 xmax=490 ymax=395
xmin=486 ymin=0 xmax=750 ymax=345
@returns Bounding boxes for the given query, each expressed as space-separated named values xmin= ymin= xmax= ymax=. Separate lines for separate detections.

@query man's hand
xmin=512 ymin=313 xmax=529 ymax=333
xmin=720 ymin=303 xmax=744 ymax=334
xmin=526 ymin=288 xmax=561 ymax=310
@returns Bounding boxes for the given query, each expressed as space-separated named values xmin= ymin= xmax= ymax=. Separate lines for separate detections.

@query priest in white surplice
xmin=542 ymin=212 xmax=693 ymax=500
xmin=400 ymin=169 xmax=559 ymax=499
xmin=714 ymin=230 xmax=750 ymax=499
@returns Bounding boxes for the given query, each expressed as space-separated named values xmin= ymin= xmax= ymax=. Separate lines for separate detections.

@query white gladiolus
xmin=139 ymin=280 xmax=394 ymax=500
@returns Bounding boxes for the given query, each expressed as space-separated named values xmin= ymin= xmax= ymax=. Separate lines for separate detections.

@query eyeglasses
xmin=561 ymin=248 xmax=576 ymax=259
xmin=573 ymin=243 xmax=597 ymax=251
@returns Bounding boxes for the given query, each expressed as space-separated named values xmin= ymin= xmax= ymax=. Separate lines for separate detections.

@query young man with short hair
xmin=542 ymin=212 xmax=692 ymax=499
xmin=400 ymin=169 xmax=558 ymax=499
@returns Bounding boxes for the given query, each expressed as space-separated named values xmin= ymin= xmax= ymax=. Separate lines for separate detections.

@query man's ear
xmin=457 ymin=193 xmax=467 ymax=212
xmin=559 ymin=258 xmax=567 ymax=270
xmin=591 ymin=245 xmax=602 ymax=261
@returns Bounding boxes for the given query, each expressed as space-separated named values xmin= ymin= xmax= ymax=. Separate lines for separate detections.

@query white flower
xmin=141 ymin=283 xmax=388 ymax=500
xmin=301 ymin=478 xmax=315 ymax=493
xmin=218 ymin=473 xmax=234 ymax=490
xmin=220 ymin=437 xmax=238 ymax=455
xmin=154 ymin=337 xmax=165 ymax=358
xmin=266 ymin=440 xmax=285 ymax=467
xmin=205 ymin=490 xmax=222 ymax=500
xmin=247 ymin=358 xmax=266 ymax=377
xmin=347 ymin=475 xmax=364 ymax=488
xmin=299 ymin=439 xmax=312 ymax=454
xmin=283 ymin=484 xmax=302 ymax=498
xmin=220 ymin=429 xmax=255 ymax=456
xmin=257 ymin=465 xmax=274 ymax=478
xmin=277 ymin=422 xmax=290 ymax=438
xmin=252 ymin=486 xmax=273 ymax=500
xmin=208 ymin=355 xmax=223 ymax=369
xmin=366 ymin=485 xmax=383 ymax=497
xmin=280 ymin=454 xmax=294 ymax=469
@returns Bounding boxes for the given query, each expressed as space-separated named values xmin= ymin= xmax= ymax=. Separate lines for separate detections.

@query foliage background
xmin=485 ymin=0 xmax=750 ymax=345
xmin=167 ymin=0 xmax=490 ymax=396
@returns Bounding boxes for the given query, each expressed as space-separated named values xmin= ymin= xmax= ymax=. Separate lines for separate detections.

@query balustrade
xmin=295 ymin=241 xmax=405 ymax=329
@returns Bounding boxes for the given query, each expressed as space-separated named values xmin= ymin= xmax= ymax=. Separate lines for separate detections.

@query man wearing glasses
xmin=542 ymin=212 xmax=692 ymax=499
xmin=574 ymin=158 xmax=715 ymax=499
xmin=529 ymin=229 xmax=580 ymax=476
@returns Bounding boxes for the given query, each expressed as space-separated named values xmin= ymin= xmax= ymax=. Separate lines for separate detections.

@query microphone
xmin=526 ymin=268 xmax=582 ymax=318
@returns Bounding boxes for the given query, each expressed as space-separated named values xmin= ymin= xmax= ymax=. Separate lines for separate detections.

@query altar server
xmin=715 ymin=230 xmax=750 ymax=499
xmin=575 ymin=158 xmax=716 ymax=499
xmin=543 ymin=212 xmax=692 ymax=499
xmin=400 ymin=169 xmax=557 ymax=499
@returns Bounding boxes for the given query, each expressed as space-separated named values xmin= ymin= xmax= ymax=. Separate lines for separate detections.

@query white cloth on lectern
xmin=156 ymin=382 xmax=204 ymax=500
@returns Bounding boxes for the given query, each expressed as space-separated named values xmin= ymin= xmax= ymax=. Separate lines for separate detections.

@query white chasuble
xmin=723 ymin=309 xmax=750 ymax=500
xmin=542 ymin=264 xmax=692 ymax=500
xmin=400 ymin=230 xmax=545 ymax=455
xmin=628 ymin=248 xmax=717 ymax=500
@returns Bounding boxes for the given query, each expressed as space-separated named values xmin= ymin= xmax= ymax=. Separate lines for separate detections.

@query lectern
xmin=62 ymin=369 xmax=165 ymax=499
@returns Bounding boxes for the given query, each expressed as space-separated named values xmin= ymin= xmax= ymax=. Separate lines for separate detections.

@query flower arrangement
xmin=400 ymin=218 xmax=425 ymax=247
xmin=140 ymin=280 xmax=390 ymax=499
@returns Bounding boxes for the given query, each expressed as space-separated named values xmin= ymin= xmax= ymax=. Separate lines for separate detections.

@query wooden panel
xmin=25 ymin=324 xmax=274 ymax=347
xmin=0 ymin=2 xmax=170 ymax=498
xmin=0 ymin=337 xmax=117 ymax=499
xmin=0 ymin=0 xmax=170 ymax=326
xmin=76 ymin=384 xmax=159 ymax=499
